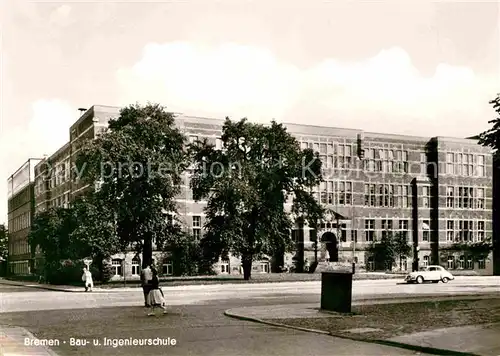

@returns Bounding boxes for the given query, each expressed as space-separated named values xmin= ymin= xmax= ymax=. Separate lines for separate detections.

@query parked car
xmin=404 ymin=265 xmax=455 ymax=284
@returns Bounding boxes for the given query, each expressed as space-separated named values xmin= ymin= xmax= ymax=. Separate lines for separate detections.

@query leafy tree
xmin=76 ymin=103 xmax=189 ymax=267
xmin=367 ymin=231 xmax=411 ymax=271
xmin=68 ymin=195 xmax=124 ymax=279
xmin=164 ymin=231 xmax=203 ymax=276
xmin=478 ymin=94 xmax=500 ymax=150
xmin=190 ymin=118 xmax=323 ymax=280
xmin=393 ymin=232 xmax=412 ymax=268
xmin=0 ymin=224 xmax=8 ymax=262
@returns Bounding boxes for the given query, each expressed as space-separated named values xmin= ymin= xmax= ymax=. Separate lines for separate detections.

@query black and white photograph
xmin=1 ymin=0 xmax=500 ymax=355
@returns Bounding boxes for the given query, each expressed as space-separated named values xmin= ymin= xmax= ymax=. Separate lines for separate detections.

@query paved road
xmin=2 ymin=277 xmax=499 ymax=356
xmin=2 ymin=276 xmax=500 ymax=313
xmin=0 ymin=294 xmax=427 ymax=356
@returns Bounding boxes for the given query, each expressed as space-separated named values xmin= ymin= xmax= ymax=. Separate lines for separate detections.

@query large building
xmin=7 ymin=158 xmax=43 ymax=275
xmin=8 ymin=105 xmax=496 ymax=277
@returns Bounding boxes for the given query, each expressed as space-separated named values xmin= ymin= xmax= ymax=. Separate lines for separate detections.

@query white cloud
xmin=48 ymin=4 xmax=73 ymax=27
xmin=117 ymin=42 xmax=496 ymax=136
xmin=0 ymin=99 xmax=75 ymax=223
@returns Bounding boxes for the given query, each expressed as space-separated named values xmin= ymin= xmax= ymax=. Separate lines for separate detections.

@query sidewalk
xmin=225 ymin=298 xmax=500 ymax=356
xmin=0 ymin=326 xmax=59 ymax=355
xmin=0 ymin=273 xmax=401 ymax=292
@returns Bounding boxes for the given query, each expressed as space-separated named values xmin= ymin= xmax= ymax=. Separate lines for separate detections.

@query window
xmin=301 ymin=142 xmax=308 ymax=150
xmin=220 ymin=260 xmax=229 ymax=274
xmin=401 ymin=151 xmax=409 ymax=173
xmin=458 ymin=187 xmax=473 ymax=209
xmin=477 ymin=155 xmax=485 ymax=177
xmin=477 ymin=221 xmax=485 ymax=241
xmin=478 ymin=257 xmax=486 ymax=269
xmin=447 ymin=256 xmax=454 ymax=269
xmin=260 ymin=262 xmax=270 ymax=273
xmin=398 ymin=185 xmax=411 ymax=208
xmin=351 ymin=229 xmax=357 ymax=242
xmin=459 ymin=220 xmax=473 ymax=242
xmin=420 ymin=153 xmax=426 ymax=175
xmin=131 ymin=257 xmax=140 ymax=276
xmin=377 ymin=184 xmax=394 ymax=207
xmin=192 ymin=215 xmax=201 ymax=240
xmin=320 ymin=143 xmax=327 ymax=154
xmin=364 ymin=219 xmax=375 ymax=242
xmin=455 ymin=153 xmax=462 ymax=175
xmin=338 ymin=182 xmax=352 ymax=205
xmin=364 ymin=184 xmax=376 ymax=206
xmin=458 ymin=255 xmax=465 ymax=269
xmin=422 ymin=186 xmax=430 ymax=208
xmin=365 ymin=148 xmax=375 ymax=172
xmin=447 ymin=220 xmax=455 ymax=241
xmin=162 ymin=259 xmax=173 ymax=275
xmin=111 ymin=259 xmax=122 ymax=276
xmin=381 ymin=219 xmax=393 ymax=239
xmin=337 ymin=144 xmax=352 ymax=169
xmin=446 ymin=187 xmax=454 ymax=208
xmin=466 ymin=256 xmax=473 ymax=270
xmin=476 ymin=188 xmax=485 ymax=209
xmin=399 ymin=220 xmax=409 ymax=240
xmin=422 ymin=220 xmax=430 ymax=242
xmin=291 ymin=230 xmax=300 ymax=243
xmin=423 ymin=255 xmax=429 ymax=267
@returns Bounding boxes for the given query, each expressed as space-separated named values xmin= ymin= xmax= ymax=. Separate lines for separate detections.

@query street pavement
xmin=2 ymin=275 xmax=500 ymax=313
xmin=2 ymin=277 xmax=500 ymax=356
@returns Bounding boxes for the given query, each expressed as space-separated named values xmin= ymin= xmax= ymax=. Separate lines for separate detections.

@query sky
xmin=0 ymin=0 xmax=499 ymax=225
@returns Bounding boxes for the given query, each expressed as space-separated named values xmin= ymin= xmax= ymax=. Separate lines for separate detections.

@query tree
xmin=393 ymin=232 xmax=412 ymax=269
xmin=76 ymin=103 xmax=189 ymax=267
xmin=367 ymin=232 xmax=411 ymax=271
xmin=478 ymin=94 xmax=500 ymax=150
xmin=190 ymin=118 xmax=323 ymax=280
xmin=0 ymin=224 xmax=8 ymax=262
xmin=68 ymin=195 xmax=124 ymax=279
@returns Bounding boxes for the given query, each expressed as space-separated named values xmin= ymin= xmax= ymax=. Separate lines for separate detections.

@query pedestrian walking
xmin=325 ymin=250 xmax=330 ymax=263
xmin=147 ymin=267 xmax=166 ymax=316
xmin=141 ymin=264 xmax=153 ymax=307
xmin=82 ymin=266 xmax=93 ymax=292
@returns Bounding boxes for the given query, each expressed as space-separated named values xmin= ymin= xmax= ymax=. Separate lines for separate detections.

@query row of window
xmin=364 ymin=184 xmax=412 ymax=208
xmin=446 ymin=220 xmax=486 ymax=242
xmin=437 ymin=255 xmax=487 ymax=270
xmin=110 ymin=258 xmax=173 ymax=277
xmin=446 ymin=153 xmax=486 ymax=177
xmin=446 ymin=186 xmax=486 ymax=209
xmin=8 ymin=212 xmax=31 ymax=233
xmin=9 ymin=239 xmax=30 ymax=256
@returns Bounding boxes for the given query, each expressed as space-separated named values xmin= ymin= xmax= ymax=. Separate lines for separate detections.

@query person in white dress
xmin=325 ymin=250 xmax=330 ymax=262
xmin=82 ymin=266 xmax=93 ymax=292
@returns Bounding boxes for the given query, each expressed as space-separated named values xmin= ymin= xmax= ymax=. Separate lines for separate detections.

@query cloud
xmin=49 ymin=4 xmax=73 ymax=27
xmin=0 ymin=99 xmax=75 ymax=223
xmin=117 ymin=42 xmax=496 ymax=136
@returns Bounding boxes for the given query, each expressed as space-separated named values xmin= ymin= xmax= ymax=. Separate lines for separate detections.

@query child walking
xmin=147 ymin=268 xmax=166 ymax=316
xmin=82 ymin=266 xmax=93 ymax=292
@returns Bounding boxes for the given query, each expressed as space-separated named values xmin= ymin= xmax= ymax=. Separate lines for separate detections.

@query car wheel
xmin=416 ymin=276 xmax=424 ymax=284
xmin=441 ymin=277 xmax=449 ymax=283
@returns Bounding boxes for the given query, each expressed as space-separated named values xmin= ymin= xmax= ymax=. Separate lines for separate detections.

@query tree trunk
xmin=142 ymin=235 xmax=153 ymax=268
xmin=242 ymin=254 xmax=252 ymax=280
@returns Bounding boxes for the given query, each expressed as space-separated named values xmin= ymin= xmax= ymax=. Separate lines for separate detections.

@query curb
xmin=224 ymin=309 xmax=480 ymax=356
xmin=0 ymin=280 xmax=90 ymax=293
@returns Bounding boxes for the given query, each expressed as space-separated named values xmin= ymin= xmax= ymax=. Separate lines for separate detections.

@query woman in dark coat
xmin=147 ymin=268 xmax=166 ymax=316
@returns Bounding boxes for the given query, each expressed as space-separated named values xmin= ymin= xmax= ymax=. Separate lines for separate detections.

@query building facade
xmin=8 ymin=105 xmax=495 ymax=277
xmin=7 ymin=158 xmax=42 ymax=274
